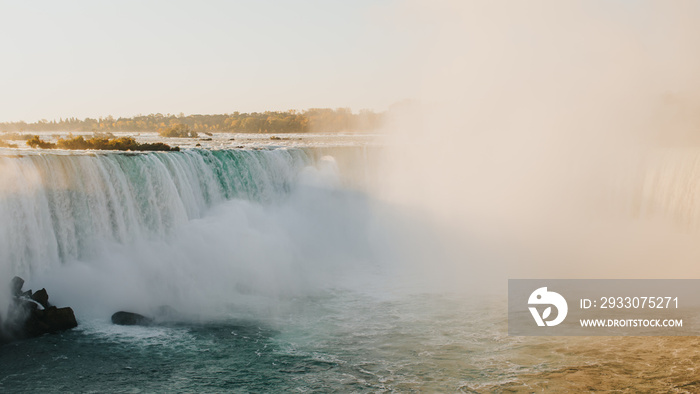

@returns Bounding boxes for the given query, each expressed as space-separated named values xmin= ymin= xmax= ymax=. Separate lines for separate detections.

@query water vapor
xmin=374 ymin=0 xmax=700 ymax=287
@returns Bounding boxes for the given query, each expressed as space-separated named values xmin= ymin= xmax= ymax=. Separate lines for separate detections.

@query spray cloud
xmin=373 ymin=0 xmax=700 ymax=286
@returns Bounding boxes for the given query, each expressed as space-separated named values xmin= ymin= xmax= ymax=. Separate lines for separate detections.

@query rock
xmin=31 ymin=288 xmax=50 ymax=308
xmin=10 ymin=276 xmax=24 ymax=296
xmin=111 ymin=311 xmax=153 ymax=326
xmin=42 ymin=307 xmax=78 ymax=332
xmin=1 ymin=277 xmax=77 ymax=345
xmin=21 ymin=305 xmax=77 ymax=337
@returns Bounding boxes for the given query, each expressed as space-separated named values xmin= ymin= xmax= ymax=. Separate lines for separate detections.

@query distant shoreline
xmin=0 ymin=108 xmax=384 ymax=134
xmin=0 ymin=131 xmax=381 ymax=151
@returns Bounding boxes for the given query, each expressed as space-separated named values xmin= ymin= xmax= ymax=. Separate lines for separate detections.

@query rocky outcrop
xmin=31 ymin=288 xmax=50 ymax=309
xmin=23 ymin=304 xmax=78 ymax=337
xmin=0 ymin=277 xmax=78 ymax=345
xmin=111 ymin=311 xmax=153 ymax=326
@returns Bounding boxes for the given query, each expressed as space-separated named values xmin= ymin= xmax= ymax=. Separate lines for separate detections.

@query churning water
xmin=2 ymin=144 xmax=700 ymax=391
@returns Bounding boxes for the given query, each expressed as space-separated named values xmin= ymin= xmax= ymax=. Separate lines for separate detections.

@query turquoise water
xmin=0 ymin=147 xmax=579 ymax=391
xmin=0 ymin=148 xmax=309 ymax=273
xmin=1 ymin=291 xmax=547 ymax=392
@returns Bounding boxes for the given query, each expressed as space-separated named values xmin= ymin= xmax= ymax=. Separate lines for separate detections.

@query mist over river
xmin=4 ymin=0 xmax=700 ymax=390
xmin=1 ymin=134 xmax=700 ymax=392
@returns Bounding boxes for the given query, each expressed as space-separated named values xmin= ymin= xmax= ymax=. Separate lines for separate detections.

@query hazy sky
xmin=0 ymin=0 xmax=429 ymax=122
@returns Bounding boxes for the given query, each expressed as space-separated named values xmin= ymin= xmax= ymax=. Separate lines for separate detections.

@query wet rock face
xmin=31 ymin=288 xmax=50 ymax=309
xmin=111 ymin=311 xmax=154 ymax=326
xmin=1 ymin=277 xmax=78 ymax=345
xmin=23 ymin=305 xmax=78 ymax=337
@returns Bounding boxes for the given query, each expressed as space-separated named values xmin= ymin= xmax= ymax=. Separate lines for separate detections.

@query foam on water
xmin=3 ymin=143 xmax=700 ymax=391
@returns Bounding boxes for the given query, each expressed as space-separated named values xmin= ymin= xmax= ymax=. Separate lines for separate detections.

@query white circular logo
xmin=528 ymin=287 xmax=568 ymax=327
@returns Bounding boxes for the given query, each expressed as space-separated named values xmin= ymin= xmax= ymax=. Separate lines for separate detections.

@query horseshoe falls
xmin=3 ymin=145 xmax=700 ymax=392
xmin=0 ymin=147 xmax=488 ymax=392
xmin=0 ymin=149 xmax=308 ymax=277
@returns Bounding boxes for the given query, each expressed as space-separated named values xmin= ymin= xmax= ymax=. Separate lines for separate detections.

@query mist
xmin=372 ymin=0 xmax=700 ymax=286
xmin=4 ymin=0 xmax=700 ymax=323
xmin=19 ymin=155 xmax=397 ymax=320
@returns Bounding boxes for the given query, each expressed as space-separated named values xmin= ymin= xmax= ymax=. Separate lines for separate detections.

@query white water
xmin=0 ymin=148 xmax=382 ymax=319
xmin=4 ymin=143 xmax=700 ymax=322
xmin=4 ymin=143 xmax=700 ymax=392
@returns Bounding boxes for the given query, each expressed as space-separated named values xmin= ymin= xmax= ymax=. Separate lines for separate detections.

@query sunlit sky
xmin=0 ymin=1 xmax=431 ymax=122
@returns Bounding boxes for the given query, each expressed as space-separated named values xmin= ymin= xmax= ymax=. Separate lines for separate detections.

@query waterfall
xmin=0 ymin=148 xmax=310 ymax=278
xmin=607 ymin=148 xmax=700 ymax=230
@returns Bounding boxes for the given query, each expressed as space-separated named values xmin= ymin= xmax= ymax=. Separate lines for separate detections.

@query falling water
xmin=0 ymin=149 xmax=309 ymax=278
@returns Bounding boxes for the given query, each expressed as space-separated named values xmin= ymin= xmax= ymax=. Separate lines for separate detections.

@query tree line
xmin=0 ymin=108 xmax=384 ymax=134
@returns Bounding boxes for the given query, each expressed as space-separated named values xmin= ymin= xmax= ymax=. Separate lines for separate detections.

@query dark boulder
xmin=31 ymin=288 xmax=50 ymax=309
xmin=42 ymin=307 xmax=78 ymax=331
xmin=1 ymin=277 xmax=77 ymax=345
xmin=20 ymin=303 xmax=77 ymax=338
xmin=111 ymin=311 xmax=153 ymax=326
